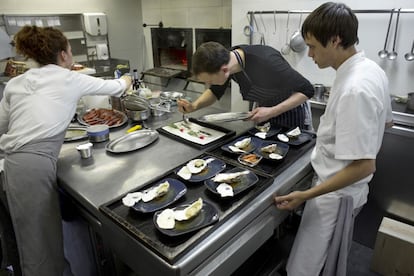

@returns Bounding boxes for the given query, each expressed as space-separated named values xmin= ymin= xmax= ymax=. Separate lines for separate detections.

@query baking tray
xmin=207 ymin=127 xmax=316 ymax=178
xmin=99 ymin=153 xmax=272 ymax=263
xmin=157 ymin=118 xmax=236 ymax=150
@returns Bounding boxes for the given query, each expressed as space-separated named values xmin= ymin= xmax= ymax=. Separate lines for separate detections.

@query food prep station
xmin=57 ymin=104 xmax=316 ymax=275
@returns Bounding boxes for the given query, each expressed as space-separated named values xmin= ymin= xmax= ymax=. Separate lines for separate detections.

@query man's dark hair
xmin=302 ymin=2 xmax=359 ymax=48
xmin=192 ymin=42 xmax=230 ymax=75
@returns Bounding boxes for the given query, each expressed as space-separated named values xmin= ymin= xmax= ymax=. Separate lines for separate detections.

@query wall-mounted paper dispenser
xmin=83 ymin=13 xmax=107 ymax=36
xmin=96 ymin=43 xmax=109 ymax=60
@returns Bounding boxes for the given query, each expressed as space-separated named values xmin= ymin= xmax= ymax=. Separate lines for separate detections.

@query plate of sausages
xmin=78 ymin=108 xmax=128 ymax=128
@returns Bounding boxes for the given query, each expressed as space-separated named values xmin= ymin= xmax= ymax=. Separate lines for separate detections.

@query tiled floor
xmin=231 ymin=215 xmax=381 ymax=276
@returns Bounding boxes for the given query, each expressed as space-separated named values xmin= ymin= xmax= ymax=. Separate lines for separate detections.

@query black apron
xmin=3 ymin=132 xmax=73 ymax=276
xmin=232 ymin=50 xmax=308 ymax=129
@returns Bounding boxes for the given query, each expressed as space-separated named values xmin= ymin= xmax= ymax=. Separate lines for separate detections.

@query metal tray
xmin=105 ymin=129 xmax=159 ymax=153
xmin=198 ymin=112 xmax=250 ymax=123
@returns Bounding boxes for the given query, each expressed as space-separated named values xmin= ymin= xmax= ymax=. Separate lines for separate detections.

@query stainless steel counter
xmin=57 ymin=106 xmax=253 ymax=215
xmin=57 ymin=106 xmax=315 ymax=275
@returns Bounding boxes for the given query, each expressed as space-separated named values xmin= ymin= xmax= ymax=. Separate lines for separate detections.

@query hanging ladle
xmin=387 ymin=8 xmax=401 ymax=60
xmin=281 ymin=11 xmax=291 ymax=55
xmin=404 ymin=40 xmax=414 ymax=61
xmin=378 ymin=8 xmax=394 ymax=58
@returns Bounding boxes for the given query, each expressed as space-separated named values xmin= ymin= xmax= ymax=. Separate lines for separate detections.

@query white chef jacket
xmin=312 ymin=51 xmax=392 ymax=209
xmin=286 ymin=51 xmax=393 ymax=276
xmin=0 ymin=64 xmax=127 ymax=152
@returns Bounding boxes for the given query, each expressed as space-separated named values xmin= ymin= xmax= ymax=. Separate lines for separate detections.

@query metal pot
xmin=125 ymin=108 xmax=150 ymax=121
xmin=122 ymin=95 xmax=150 ymax=111
xmin=407 ymin=92 xmax=414 ymax=111
xmin=313 ymin=84 xmax=326 ymax=102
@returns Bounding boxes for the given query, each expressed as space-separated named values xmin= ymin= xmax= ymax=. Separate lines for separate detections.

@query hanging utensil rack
xmin=247 ymin=9 xmax=414 ymax=45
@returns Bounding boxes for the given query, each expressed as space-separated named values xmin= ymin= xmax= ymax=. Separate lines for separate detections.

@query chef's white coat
xmin=287 ymin=51 xmax=393 ymax=276
xmin=0 ymin=64 xmax=127 ymax=152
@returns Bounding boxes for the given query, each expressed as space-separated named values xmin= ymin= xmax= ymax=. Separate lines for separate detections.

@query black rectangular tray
xmin=99 ymin=153 xmax=272 ymax=264
xmin=156 ymin=118 xmax=236 ymax=150
xmin=207 ymin=128 xmax=316 ymax=178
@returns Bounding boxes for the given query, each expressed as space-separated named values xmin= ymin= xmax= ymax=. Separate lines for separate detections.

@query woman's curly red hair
xmin=14 ymin=25 xmax=68 ymax=65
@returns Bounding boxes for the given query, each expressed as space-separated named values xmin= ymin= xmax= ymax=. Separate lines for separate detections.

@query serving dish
xmin=198 ymin=112 xmax=250 ymax=123
xmin=158 ymin=118 xmax=235 ymax=149
xmin=78 ymin=108 xmax=128 ymax=128
xmin=238 ymin=153 xmax=263 ymax=167
xmin=105 ymin=129 xmax=159 ymax=153
xmin=153 ymin=199 xmax=219 ymax=236
xmin=131 ymin=178 xmax=187 ymax=213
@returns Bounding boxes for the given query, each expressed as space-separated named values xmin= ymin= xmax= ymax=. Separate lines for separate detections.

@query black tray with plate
xmin=130 ymin=178 xmax=187 ymax=213
xmin=153 ymin=199 xmax=219 ymax=237
xmin=248 ymin=125 xmax=282 ymax=139
xmin=207 ymin=130 xmax=316 ymax=178
xmin=157 ymin=117 xmax=235 ymax=150
xmin=174 ymin=157 xmax=226 ymax=183
xmin=99 ymin=153 xmax=272 ymax=264
xmin=204 ymin=167 xmax=259 ymax=198
xmin=220 ymin=136 xmax=262 ymax=155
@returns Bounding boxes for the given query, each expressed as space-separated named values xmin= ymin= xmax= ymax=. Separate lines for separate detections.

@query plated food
xmin=221 ymin=136 xmax=258 ymax=154
xmin=122 ymin=178 xmax=187 ymax=213
xmin=277 ymin=127 xmax=313 ymax=146
xmin=255 ymin=141 xmax=289 ymax=161
xmin=78 ymin=108 xmax=127 ymax=128
xmin=161 ymin=121 xmax=227 ymax=146
xmin=205 ymin=168 xmax=258 ymax=198
xmin=248 ymin=123 xmax=281 ymax=139
xmin=153 ymin=198 xmax=219 ymax=236
xmin=176 ymin=157 xmax=226 ymax=182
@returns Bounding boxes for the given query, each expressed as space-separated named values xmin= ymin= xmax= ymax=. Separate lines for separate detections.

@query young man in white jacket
xmin=274 ymin=2 xmax=393 ymax=276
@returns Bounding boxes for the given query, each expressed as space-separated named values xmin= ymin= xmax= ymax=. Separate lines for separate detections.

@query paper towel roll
xmin=96 ymin=43 xmax=109 ymax=60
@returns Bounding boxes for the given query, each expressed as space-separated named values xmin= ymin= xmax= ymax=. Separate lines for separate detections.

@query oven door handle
xmin=387 ymin=124 xmax=414 ymax=137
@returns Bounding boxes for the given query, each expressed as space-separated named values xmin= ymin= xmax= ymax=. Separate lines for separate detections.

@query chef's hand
xmin=249 ymin=107 xmax=274 ymax=124
xmin=274 ymin=191 xmax=307 ymax=211
xmin=177 ymin=98 xmax=195 ymax=113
